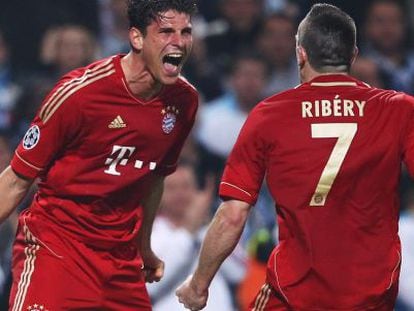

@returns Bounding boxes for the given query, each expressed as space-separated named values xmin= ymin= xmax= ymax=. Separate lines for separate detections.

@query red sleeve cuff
xmin=11 ymin=152 xmax=42 ymax=179
xmin=219 ymin=181 xmax=257 ymax=205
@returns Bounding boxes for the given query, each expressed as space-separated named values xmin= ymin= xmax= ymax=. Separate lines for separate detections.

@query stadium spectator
xmin=256 ymin=12 xmax=299 ymax=97
xmin=147 ymin=162 xmax=245 ymax=310
xmin=39 ymin=25 xmax=98 ymax=80
xmin=205 ymin=0 xmax=264 ymax=73
xmin=182 ymin=29 xmax=224 ymax=102
xmin=0 ymin=0 xmax=99 ymax=74
xmin=397 ymin=188 xmax=414 ymax=309
xmin=362 ymin=0 xmax=414 ymax=93
xmin=0 ymin=30 xmax=21 ymax=136
xmin=12 ymin=25 xmax=99 ymax=148
xmin=351 ymin=56 xmax=384 ymax=89
xmin=195 ymin=51 xmax=267 ymax=180
xmin=99 ymin=0 xmax=130 ymax=56
xmin=0 ymin=135 xmax=15 ymax=309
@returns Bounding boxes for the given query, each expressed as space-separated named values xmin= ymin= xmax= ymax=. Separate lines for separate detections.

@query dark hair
xmin=127 ymin=0 xmax=198 ymax=34
xmin=298 ymin=3 xmax=356 ymax=72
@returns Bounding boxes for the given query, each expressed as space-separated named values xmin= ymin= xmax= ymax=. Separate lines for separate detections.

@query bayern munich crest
xmin=22 ymin=125 xmax=40 ymax=150
xmin=161 ymin=105 xmax=179 ymax=134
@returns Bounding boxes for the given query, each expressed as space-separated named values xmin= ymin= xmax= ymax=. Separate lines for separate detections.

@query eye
xmin=182 ymin=28 xmax=192 ymax=35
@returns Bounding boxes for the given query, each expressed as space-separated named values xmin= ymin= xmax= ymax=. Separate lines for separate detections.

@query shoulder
xmin=251 ymin=87 xmax=300 ymax=115
xmin=39 ymin=56 xmax=117 ymax=122
xmin=59 ymin=56 xmax=116 ymax=85
xmin=172 ymin=76 xmax=199 ymax=100
xmin=370 ymin=88 xmax=414 ymax=110
xmin=50 ymin=56 xmax=116 ymax=98
xmin=262 ymin=86 xmax=303 ymax=106
xmin=162 ymin=76 xmax=199 ymax=117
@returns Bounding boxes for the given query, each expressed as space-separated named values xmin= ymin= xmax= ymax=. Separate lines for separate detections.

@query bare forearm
xmin=0 ymin=166 xmax=33 ymax=224
xmin=137 ymin=177 xmax=164 ymax=252
xmin=192 ymin=200 xmax=250 ymax=292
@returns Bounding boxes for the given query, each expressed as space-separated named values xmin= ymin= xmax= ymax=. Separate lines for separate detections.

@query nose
xmin=171 ymin=32 xmax=185 ymax=48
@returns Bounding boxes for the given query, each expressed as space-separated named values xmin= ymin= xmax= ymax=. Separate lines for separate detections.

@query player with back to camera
xmin=176 ymin=3 xmax=414 ymax=311
xmin=0 ymin=0 xmax=198 ymax=310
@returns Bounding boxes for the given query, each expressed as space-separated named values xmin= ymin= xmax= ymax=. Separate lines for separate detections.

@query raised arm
xmin=136 ymin=176 xmax=165 ymax=283
xmin=0 ymin=166 xmax=33 ymax=224
xmin=176 ymin=199 xmax=251 ymax=310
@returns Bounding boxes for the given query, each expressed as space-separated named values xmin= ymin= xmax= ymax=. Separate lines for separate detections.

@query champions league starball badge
xmin=23 ymin=125 xmax=40 ymax=150
xmin=161 ymin=105 xmax=179 ymax=134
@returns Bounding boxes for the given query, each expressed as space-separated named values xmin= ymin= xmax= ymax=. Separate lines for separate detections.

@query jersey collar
xmin=306 ymin=74 xmax=369 ymax=88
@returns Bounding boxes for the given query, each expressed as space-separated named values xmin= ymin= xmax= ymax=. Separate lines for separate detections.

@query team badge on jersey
xmin=22 ymin=125 xmax=40 ymax=150
xmin=161 ymin=105 xmax=179 ymax=134
xmin=27 ymin=304 xmax=49 ymax=311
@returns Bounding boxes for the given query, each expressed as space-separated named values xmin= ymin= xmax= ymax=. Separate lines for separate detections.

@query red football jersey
xmin=11 ymin=55 xmax=198 ymax=249
xmin=220 ymin=74 xmax=414 ymax=309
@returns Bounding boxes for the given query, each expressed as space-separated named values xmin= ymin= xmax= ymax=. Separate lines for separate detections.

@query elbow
xmin=215 ymin=201 xmax=250 ymax=231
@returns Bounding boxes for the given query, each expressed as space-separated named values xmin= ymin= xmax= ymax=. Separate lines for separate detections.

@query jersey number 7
xmin=310 ymin=123 xmax=358 ymax=206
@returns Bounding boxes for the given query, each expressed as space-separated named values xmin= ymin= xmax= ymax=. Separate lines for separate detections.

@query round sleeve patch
xmin=22 ymin=125 xmax=40 ymax=150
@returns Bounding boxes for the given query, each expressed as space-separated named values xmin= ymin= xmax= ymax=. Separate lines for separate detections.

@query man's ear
xmin=350 ymin=46 xmax=359 ymax=66
xmin=296 ymin=45 xmax=307 ymax=69
xmin=129 ymin=27 xmax=144 ymax=50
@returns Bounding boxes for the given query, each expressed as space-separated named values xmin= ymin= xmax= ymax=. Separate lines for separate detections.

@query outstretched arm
xmin=176 ymin=199 xmax=251 ymax=310
xmin=0 ymin=166 xmax=33 ymax=224
xmin=136 ymin=176 xmax=165 ymax=283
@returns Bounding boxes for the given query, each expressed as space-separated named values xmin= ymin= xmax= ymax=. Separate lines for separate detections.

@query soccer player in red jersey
xmin=0 ymin=0 xmax=198 ymax=310
xmin=176 ymin=4 xmax=414 ymax=311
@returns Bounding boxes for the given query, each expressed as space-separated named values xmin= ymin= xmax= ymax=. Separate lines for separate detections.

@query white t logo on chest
xmin=104 ymin=145 xmax=158 ymax=176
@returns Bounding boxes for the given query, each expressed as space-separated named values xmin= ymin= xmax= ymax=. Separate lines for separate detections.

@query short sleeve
xmin=219 ymin=105 xmax=268 ymax=205
xmin=402 ymin=94 xmax=414 ymax=177
xmin=11 ymin=83 xmax=82 ymax=179
xmin=157 ymin=92 xmax=199 ymax=176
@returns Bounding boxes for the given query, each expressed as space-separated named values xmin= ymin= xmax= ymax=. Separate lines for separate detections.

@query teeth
xmin=166 ymin=53 xmax=183 ymax=58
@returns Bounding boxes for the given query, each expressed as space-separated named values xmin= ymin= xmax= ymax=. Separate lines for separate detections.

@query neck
xmin=300 ymin=63 xmax=349 ymax=83
xmin=121 ymin=51 xmax=163 ymax=100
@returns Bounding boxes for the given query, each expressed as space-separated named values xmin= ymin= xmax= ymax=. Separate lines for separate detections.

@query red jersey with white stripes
xmin=11 ymin=54 xmax=198 ymax=249
xmin=219 ymin=74 xmax=414 ymax=310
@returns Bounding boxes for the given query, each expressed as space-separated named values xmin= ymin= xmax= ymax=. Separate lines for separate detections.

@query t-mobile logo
xmin=104 ymin=145 xmax=158 ymax=176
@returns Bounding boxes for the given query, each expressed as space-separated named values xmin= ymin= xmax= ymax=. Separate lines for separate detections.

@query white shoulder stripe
xmin=43 ymin=68 xmax=115 ymax=123
xmin=178 ymin=75 xmax=197 ymax=92
xmin=220 ymin=182 xmax=252 ymax=198
xmin=39 ymin=57 xmax=115 ymax=120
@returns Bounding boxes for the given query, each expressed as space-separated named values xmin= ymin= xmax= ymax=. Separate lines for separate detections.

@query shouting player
xmin=177 ymin=3 xmax=414 ymax=311
xmin=0 ymin=0 xmax=198 ymax=310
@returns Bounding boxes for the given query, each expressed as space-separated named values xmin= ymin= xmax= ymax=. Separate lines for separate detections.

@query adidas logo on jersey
xmin=108 ymin=115 xmax=126 ymax=128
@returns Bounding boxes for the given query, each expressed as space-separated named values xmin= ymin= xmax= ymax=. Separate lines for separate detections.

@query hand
xmin=141 ymin=250 xmax=164 ymax=283
xmin=176 ymin=275 xmax=208 ymax=311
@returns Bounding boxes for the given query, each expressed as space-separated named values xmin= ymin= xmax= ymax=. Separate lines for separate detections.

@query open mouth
xmin=162 ymin=53 xmax=184 ymax=74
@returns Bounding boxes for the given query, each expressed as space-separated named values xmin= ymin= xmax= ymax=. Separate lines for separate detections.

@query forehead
xmin=150 ymin=10 xmax=192 ymax=29
xmin=370 ymin=2 xmax=402 ymax=16
xmin=265 ymin=17 xmax=295 ymax=33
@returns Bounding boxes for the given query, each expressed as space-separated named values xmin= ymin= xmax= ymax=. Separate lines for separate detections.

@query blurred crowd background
xmin=0 ymin=0 xmax=413 ymax=310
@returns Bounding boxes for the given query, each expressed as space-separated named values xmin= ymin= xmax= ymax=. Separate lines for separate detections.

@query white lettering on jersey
xmin=104 ymin=145 xmax=160 ymax=176
xmin=302 ymin=95 xmax=366 ymax=118
xmin=104 ymin=145 xmax=135 ymax=176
